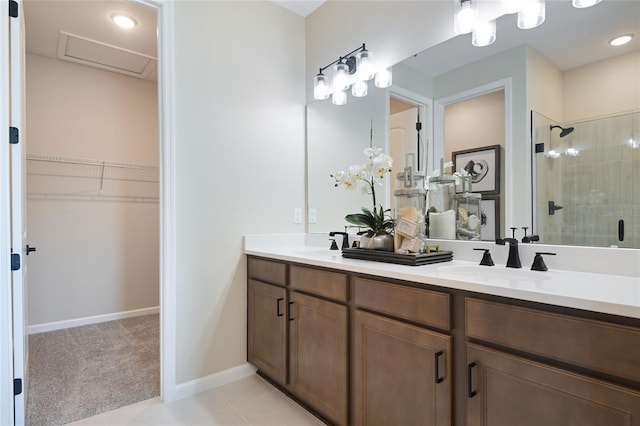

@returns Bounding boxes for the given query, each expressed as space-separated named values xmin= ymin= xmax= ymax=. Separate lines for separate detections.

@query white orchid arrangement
xmin=331 ymin=124 xmax=395 ymax=237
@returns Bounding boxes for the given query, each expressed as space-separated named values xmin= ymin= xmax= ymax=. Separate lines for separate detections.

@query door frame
xmin=135 ymin=0 xmax=178 ymax=403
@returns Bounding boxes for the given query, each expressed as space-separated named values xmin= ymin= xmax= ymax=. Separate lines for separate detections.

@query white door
xmin=0 ymin=0 xmax=26 ymax=424
xmin=9 ymin=0 xmax=27 ymax=423
xmin=0 ymin=0 xmax=15 ymax=422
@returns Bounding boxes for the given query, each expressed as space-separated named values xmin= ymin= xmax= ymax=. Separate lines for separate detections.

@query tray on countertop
xmin=341 ymin=248 xmax=453 ymax=266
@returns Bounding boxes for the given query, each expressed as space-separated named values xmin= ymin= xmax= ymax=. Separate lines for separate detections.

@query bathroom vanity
xmin=245 ymin=236 xmax=640 ymax=426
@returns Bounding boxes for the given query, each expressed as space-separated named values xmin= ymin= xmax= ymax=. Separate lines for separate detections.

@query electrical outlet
xmin=308 ymin=208 xmax=317 ymax=224
xmin=294 ymin=208 xmax=302 ymax=224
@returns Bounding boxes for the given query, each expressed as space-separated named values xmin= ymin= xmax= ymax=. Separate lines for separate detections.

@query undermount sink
xmin=436 ymin=264 xmax=552 ymax=282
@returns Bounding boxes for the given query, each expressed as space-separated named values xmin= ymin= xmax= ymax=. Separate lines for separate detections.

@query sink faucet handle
xmin=473 ymin=248 xmax=494 ymax=266
xmin=510 ymin=227 xmax=518 ymax=239
xmin=329 ymin=231 xmax=349 ymax=249
xmin=531 ymin=252 xmax=556 ymax=271
xmin=329 ymin=239 xmax=339 ymax=250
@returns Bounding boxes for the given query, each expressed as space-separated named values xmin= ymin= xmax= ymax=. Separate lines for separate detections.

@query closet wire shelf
xmin=26 ymin=154 xmax=159 ymax=202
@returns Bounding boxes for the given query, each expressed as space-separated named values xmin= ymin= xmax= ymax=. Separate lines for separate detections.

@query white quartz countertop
xmin=244 ymin=235 xmax=640 ymax=319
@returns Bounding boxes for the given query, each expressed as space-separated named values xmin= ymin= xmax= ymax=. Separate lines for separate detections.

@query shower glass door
xmin=532 ymin=110 xmax=640 ymax=248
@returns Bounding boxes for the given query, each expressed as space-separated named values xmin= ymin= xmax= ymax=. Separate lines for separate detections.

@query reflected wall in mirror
xmin=306 ymin=0 xmax=639 ymax=247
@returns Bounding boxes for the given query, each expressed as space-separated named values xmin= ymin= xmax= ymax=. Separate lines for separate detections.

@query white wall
xmin=25 ymin=54 xmax=159 ymax=326
xmin=173 ymin=1 xmax=305 ymax=383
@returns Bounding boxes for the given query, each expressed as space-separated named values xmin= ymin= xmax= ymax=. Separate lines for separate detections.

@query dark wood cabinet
xmin=466 ymin=343 xmax=640 ymax=426
xmin=247 ymin=279 xmax=287 ymax=386
xmin=289 ymin=290 xmax=348 ymax=425
xmin=247 ymin=255 xmax=640 ymax=426
xmin=352 ymin=310 xmax=452 ymax=426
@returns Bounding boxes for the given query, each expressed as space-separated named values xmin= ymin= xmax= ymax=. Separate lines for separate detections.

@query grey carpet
xmin=26 ymin=313 xmax=160 ymax=425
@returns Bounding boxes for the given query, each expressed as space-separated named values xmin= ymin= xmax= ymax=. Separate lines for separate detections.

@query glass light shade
xmin=472 ymin=21 xmax=496 ymax=47
xmin=374 ymin=68 xmax=392 ymax=88
xmin=501 ymin=0 xmax=522 ymax=14
xmin=454 ymin=0 xmax=476 ymax=35
xmin=333 ymin=62 xmax=349 ymax=92
xmin=565 ymin=147 xmax=580 ymax=156
xmin=572 ymin=0 xmax=601 ymax=8
xmin=517 ymin=0 xmax=545 ymax=29
xmin=332 ymin=89 xmax=347 ymax=106
xmin=352 ymin=80 xmax=368 ymax=97
xmin=356 ymin=49 xmax=375 ymax=81
xmin=547 ymin=149 xmax=560 ymax=159
xmin=313 ymin=73 xmax=330 ymax=100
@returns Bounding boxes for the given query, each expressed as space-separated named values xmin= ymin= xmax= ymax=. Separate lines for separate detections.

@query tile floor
xmin=68 ymin=374 xmax=325 ymax=426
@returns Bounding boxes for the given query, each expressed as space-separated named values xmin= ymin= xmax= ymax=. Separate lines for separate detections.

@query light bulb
xmin=472 ymin=21 xmax=496 ymax=47
xmin=572 ymin=0 xmax=601 ymax=8
xmin=313 ymin=73 xmax=330 ymax=100
xmin=332 ymin=89 xmax=347 ymax=106
xmin=609 ymin=34 xmax=634 ymax=46
xmin=111 ymin=13 xmax=137 ymax=29
xmin=352 ymin=80 xmax=368 ymax=97
xmin=502 ymin=0 xmax=522 ymax=14
xmin=333 ymin=61 xmax=349 ymax=92
xmin=517 ymin=0 xmax=545 ymax=29
xmin=356 ymin=49 xmax=375 ymax=81
xmin=454 ymin=0 xmax=477 ymax=35
xmin=374 ymin=68 xmax=392 ymax=88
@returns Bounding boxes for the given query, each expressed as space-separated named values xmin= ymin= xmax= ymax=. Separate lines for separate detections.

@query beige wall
xmin=25 ymin=53 xmax=159 ymax=325
xmin=173 ymin=1 xmax=305 ymax=383
xmin=563 ymin=51 xmax=640 ymax=122
xmin=527 ymin=47 xmax=563 ymax=123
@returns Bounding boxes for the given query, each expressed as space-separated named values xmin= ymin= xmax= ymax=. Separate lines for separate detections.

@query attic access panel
xmin=57 ymin=31 xmax=157 ymax=81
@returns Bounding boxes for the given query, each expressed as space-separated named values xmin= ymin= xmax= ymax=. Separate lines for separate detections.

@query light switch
xmin=294 ymin=208 xmax=302 ymax=224
xmin=308 ymin=208 xmax=317 ymax=224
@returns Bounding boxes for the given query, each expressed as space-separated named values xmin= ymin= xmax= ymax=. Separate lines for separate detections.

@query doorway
xmin=23 ymin=1 xmax=161 ymax=423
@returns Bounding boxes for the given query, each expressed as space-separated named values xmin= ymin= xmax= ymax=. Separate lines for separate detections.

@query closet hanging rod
xmin=26 ymin=154 xmax=158 ymax=171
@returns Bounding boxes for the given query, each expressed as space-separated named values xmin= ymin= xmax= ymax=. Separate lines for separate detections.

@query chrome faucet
xmin=496 ymin=238 xmax=522 ymax=268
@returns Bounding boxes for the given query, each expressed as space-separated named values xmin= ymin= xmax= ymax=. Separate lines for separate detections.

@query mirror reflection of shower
xmin=532 ymin=110 xmax=640 ymax=248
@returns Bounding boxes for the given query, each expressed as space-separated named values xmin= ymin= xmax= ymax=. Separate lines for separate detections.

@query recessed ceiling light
xmin=111 ymin=13 xmax=137 ymax=29
xmin=609 ymin=33 xmax=634 ymax=47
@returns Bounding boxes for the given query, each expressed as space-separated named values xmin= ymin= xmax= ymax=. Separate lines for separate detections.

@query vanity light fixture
xmin=454 ymin=0 xmax=477 ymax=35
xmin=572 ymin=0 xmax=601 ymax=8
xmin=313 ymin=43 xmax=392 ymax=104
xmin=502 ymin=0 xmax=522 ymax=14
xmin=111 ymin=13 xmax=137 ymax=29
xmin=609 ymin=34 xmax=634 ymax=47
xmin=517 ymin=0 xmax=545 ymax=30
xmin=565 ymin=147 xmax=580 ymax=157
xmin=472 ymin=20 xmax=496 ymax=47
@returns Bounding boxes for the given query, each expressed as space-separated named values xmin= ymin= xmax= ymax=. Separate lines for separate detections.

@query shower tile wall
xmin=537 ymin=111 xmax=639 ymax=248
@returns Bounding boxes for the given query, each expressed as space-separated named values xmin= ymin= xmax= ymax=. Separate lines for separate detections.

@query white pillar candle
xmin=429 ymin=210 xmax=456 ymax=240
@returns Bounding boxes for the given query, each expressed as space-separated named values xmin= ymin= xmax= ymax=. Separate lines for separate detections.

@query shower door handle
xmin=618 ymin=220 xmax=624 ymax=242
xmin=26 ymin=245 xmax=37 ymax=255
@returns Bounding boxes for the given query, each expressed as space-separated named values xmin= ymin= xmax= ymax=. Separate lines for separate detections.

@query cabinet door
xmin=466 ymin=343 xmax=640 ymax=426
xmin=247 ymin=279 xmax=287 ymax=386
xmin=353 ymin=310 xmax=452 ymax=426
xmin=289 ymin=291 xmax=348 ymax=426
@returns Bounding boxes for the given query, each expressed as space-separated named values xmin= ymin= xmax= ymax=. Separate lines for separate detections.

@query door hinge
xmin=11 ymin=253 xmax=20 ymax=271
xmin=9 ymin=127 xmax=19 ymax=144
xmin=13 ymin=378 xmax=22 ymax=396
xmin=9 ymin=0 xmax=18 ymax=18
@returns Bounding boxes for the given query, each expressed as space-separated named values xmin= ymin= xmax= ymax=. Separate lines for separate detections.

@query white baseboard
xmin=170 ymin=363 xmax=258 ymax=402
xmin=28 ymin=306 xmax=160 ymax=334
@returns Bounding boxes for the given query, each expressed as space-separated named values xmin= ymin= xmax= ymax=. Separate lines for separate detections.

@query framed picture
xmin=452 ymin=144 xmax=501 ymax=195
xmin=480 ymin=196 xmax=500 ymax=241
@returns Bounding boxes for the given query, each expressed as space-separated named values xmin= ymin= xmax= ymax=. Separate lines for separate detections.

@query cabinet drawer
xmin=290 ymin=265 xmax=348 ymax=302
xmin=247 ymin=257 xmax=287 ymax=286
xmin=466 ymin=298 xmax=640 ymax=382
xmin=354 ymin=278 xmax=450 ymax=331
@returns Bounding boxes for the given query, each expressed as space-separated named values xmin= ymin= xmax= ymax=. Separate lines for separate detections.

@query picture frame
xmin=452 ymin=144 xmax=501 ymax=195
xmin=480 ymin=195 xmax=500 ymax=241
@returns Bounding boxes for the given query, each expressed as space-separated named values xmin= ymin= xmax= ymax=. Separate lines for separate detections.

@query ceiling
xmin=402 ymin=0 xmax=640 ymax=77
xmin=24 ymin=1 xmax=638 ymax=83
xmin=24 ymin=1 xmax=158 ymax=81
